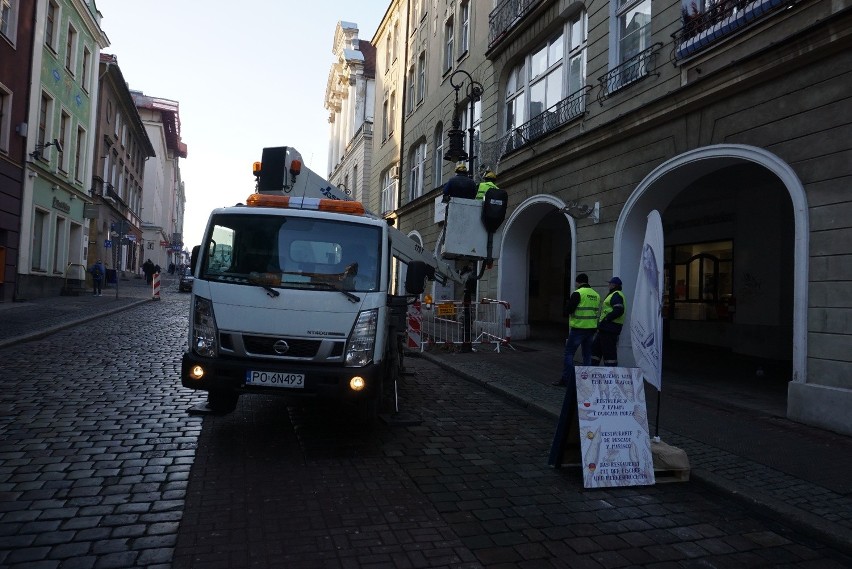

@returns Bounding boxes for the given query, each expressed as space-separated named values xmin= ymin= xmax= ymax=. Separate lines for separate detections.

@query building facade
xmin=378 ymin=0 xmax=852 ymax=436
xmin=87 ymin=54 xmax=155 ymax=281
xmin=325 ymin=22 xmax=376 ymax=206
xmin=0 ymin=0 xmax=38 ymax=302
xmin=17 ymin=0 xmax=109 ymax=300
xmin=131 ymin=91 xmax=187 ymax=272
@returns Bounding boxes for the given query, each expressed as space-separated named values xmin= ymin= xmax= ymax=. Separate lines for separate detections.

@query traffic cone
xmin=152 ymin=272 xmax=161 ymax=300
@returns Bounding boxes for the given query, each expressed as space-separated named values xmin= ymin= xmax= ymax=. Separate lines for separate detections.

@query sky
xmin=94 ymin=1 xmax=385 ymax=249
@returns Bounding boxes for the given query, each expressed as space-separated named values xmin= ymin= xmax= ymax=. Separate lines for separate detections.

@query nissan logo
xmin=273 ymin=340 xmax=290 ymax=355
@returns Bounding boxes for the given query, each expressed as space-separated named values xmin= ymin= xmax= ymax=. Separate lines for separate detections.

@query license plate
xmin=245 ymin=370 xmax=305 ymax=388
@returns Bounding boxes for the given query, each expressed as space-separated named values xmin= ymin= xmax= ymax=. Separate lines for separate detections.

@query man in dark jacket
xmin=143 ymin=259 xmax=155 ymax=284
xmin=442 ymin=163 xmax=478 ymax=202
xmin=592 ymin=277 xmax=627 ymax=367
xmin=89 ymin=259 xmax=106 ymax=296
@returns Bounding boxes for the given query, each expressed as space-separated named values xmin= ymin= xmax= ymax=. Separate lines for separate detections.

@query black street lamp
xmin=443 ymin=70 xmax=483 ymax=178
xmin=443 ymin=70 xmax=483 ymax=353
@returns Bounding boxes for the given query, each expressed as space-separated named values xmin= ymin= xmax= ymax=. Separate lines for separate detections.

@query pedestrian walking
xmin=475 ymin=169 xmax=499 ymax=200
xmin=89 ymin=259 xmax=106 ymax=296
xmin=553 ymin=273 xmax=601 ymax=387
xmin=143 ymin=259 xmax=155 ymax=284
xmin=442 ymin=163 xmax=478 ymax=202
xmin=592 ymin=277 xmax=626 ymax=367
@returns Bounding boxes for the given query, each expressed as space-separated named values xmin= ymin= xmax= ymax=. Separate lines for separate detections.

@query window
xmin=665 ymin=240 xmax=734 ymax=322
xmin=616 ymin=0 xmax=651 ymax=65
xmin=81 ymin=47 xmax=91 ymax=92
xmin=393 ymin=22 xmax=399 ymax=60
xmin=45 ymin=1 xmax=58 ymax=50
xmin=388 ymin=91 xmax=396 ymax=135
xmin=381 ymin=97 xmax=389 ymax=140
xmin=433 ymin=123 xmax=444 ymax=188
xmin=385 ymin=34 xmax=392 ymax=70
xmin=1 ymin=0 xmax=18 ymax=43
xmin=74 ymin=127 xmax=85 ymax=182
xmin=408 ymin=140 xmax=427 ymax=202
xmin=460 ymin=1 xmax=470 ymax=55
xmin=406 ymin=66 xmax=416 ymax=114
xmin=381 ymin=168 xmax=396 ymax=214
xmin=460 ymin=100 xmax=481 ymax=172
xmin=58 ymin=110 xmax=70 ymax=171
xmin=0 ymin=85 xmax=11 ymax=153
xmin=352 ymin=164 xmax=358 ymax=200
xmin=417 ymin=52 xmax=426 ymax=102
xmin=32 ymin=209 xmax=47 ymax=271
xmin=444 ymin=17 xmax=454 ymax=72
xmin=504 ymin=11 xmax=587 ymax=136
xmin=65 ymin=24 xmax=78 ymax=74
xmin=37 ymin=92 xmax=54 ymax=160
xmin=53 ymin=216 xmax=66 ymax=274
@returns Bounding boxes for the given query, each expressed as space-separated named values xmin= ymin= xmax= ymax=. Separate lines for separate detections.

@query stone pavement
xmin=415 ymin=338 xmax=852 ymax=558
xmin=1 ymin=281 xmax=850 ymax=559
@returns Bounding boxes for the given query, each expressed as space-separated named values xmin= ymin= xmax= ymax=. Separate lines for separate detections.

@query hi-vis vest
xmin=569 ymin=286 xmax=601 ymax=329
xmin=476 ymin=181 xmax=498 ymax=200
xmin=600 ymin=291 xmax=626 ymax=325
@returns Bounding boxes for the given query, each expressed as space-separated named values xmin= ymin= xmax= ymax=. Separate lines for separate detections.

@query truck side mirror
xmin=405 ymin=261 xmax=434 ymax=295
xmin=190 ymin=245 xmax=200 ymax=272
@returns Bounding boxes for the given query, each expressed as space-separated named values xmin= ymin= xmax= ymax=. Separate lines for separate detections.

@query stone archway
xmin=498 ymin=195 xmax=577 ymax=340
xmin=613 ymin=144 xmax=808 ymax=386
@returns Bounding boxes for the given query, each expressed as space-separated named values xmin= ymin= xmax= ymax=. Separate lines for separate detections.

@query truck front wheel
xmin=207 ymin=389 xmax=239 ymax=414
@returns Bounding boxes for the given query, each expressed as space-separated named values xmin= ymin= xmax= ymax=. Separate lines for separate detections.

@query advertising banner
xmin=631 ymin=210 xmax=664 ymax=391
xmin=575 ymin=366 xmax=655 ymax=488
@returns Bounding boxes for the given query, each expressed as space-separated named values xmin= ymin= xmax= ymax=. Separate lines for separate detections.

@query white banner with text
xmin=575 ymin=366 xmax=655 ymax=488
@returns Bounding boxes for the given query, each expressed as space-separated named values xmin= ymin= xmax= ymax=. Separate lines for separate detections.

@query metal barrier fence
xmin=414 ymin=298 xmax=514 ymax=352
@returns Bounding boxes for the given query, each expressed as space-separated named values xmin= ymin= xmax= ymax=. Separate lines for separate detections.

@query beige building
xmin=131 ymin=91 xmax=187 ymax=272
xmin=369 ymin=0 xmax=852 ymax=436
xmin=326 ymin=22 xmax=376 ymax=206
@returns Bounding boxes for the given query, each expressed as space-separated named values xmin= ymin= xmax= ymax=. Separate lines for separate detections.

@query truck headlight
xmin=345 ymin=309 xmax=377 ymax=367
xmin=192 ymin=297 xmax=218 ymax=358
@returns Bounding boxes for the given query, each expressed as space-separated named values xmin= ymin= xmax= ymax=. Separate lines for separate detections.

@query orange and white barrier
xmin=152 ymin=272 xmax=161 ymax=300
xmin=407 ymin=299 xmax=422 ymax=349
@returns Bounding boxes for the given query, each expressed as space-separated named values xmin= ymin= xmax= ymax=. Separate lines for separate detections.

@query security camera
xmin=52 ymin=139 xmax=63 ymax=153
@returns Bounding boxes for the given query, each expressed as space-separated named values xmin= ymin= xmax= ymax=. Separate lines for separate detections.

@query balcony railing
xmin=597 ymin=43 xmax=662 ymax=102
xmin=491 ymin=86 xmax=591 ymax=159
xmin=672 ymin=0 xmax=793 ymax=60
xmin=488 ymin=0 xmax=544 ymax=50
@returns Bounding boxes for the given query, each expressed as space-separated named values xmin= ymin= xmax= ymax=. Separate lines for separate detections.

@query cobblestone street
xmin=1 ymin=286 xmax=851 ymax=568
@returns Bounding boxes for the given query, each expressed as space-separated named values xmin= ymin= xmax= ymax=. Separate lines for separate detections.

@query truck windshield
xmin=200 ymin=213 xmax=382 ymax=292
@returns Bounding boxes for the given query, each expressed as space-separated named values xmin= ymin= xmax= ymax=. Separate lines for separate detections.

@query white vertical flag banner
xmin=631 ymin=210 xmax=664 ymax=391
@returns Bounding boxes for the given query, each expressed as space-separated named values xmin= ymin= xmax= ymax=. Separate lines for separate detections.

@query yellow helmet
xmin=483 ymin=170 xmax=497 ymax=180
xmin=455 ymin=162 xmax=468 ymax=173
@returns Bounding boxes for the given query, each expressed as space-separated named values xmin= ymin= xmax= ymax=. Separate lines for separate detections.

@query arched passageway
xmin=615 ymin=145 xmax=807 ymax=392
xmin=498 ymin=195 xmax=575 ymax=341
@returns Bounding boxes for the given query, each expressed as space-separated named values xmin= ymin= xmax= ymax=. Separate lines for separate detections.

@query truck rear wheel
xmin=207 ymin=389 xmax=239 ymax=414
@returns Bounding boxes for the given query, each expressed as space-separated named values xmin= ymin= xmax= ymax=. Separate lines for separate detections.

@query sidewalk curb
xmin=0 ymin=298 xmax=152 ymax=350
xmin=691 ymin=467 xmax=852 ymax=557
xmin=414 ymin=350 xmax=852 ymax=558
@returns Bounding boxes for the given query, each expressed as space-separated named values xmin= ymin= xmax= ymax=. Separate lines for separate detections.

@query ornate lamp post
xmin=443 ymin=70 xmax=483 ymax=178
xmin=443 ymin=70 xmax=483 ymax=353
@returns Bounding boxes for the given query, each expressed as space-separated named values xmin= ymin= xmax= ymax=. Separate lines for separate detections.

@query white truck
xmin=181 ymin=146 xmax=506 ymax=421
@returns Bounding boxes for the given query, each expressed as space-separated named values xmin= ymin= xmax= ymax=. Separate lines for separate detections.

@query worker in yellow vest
xmin=553 ymin=273 xmax=601 ymax=387
xmin=476 ymin=170 xmax=498 ymax=200
xmin=592 ymin=276 xmax=627 ymax=367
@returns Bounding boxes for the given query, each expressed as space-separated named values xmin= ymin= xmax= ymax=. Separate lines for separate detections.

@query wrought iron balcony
xmin=488 ymin=0 xmax=544 ymax=50
xmin=597 ymin=43 xmax=662 ymax=102
xmin=497 ymin=86 xmax=591 ymax=156
xmin=672 ymin=0 xmax=794 ymax=60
